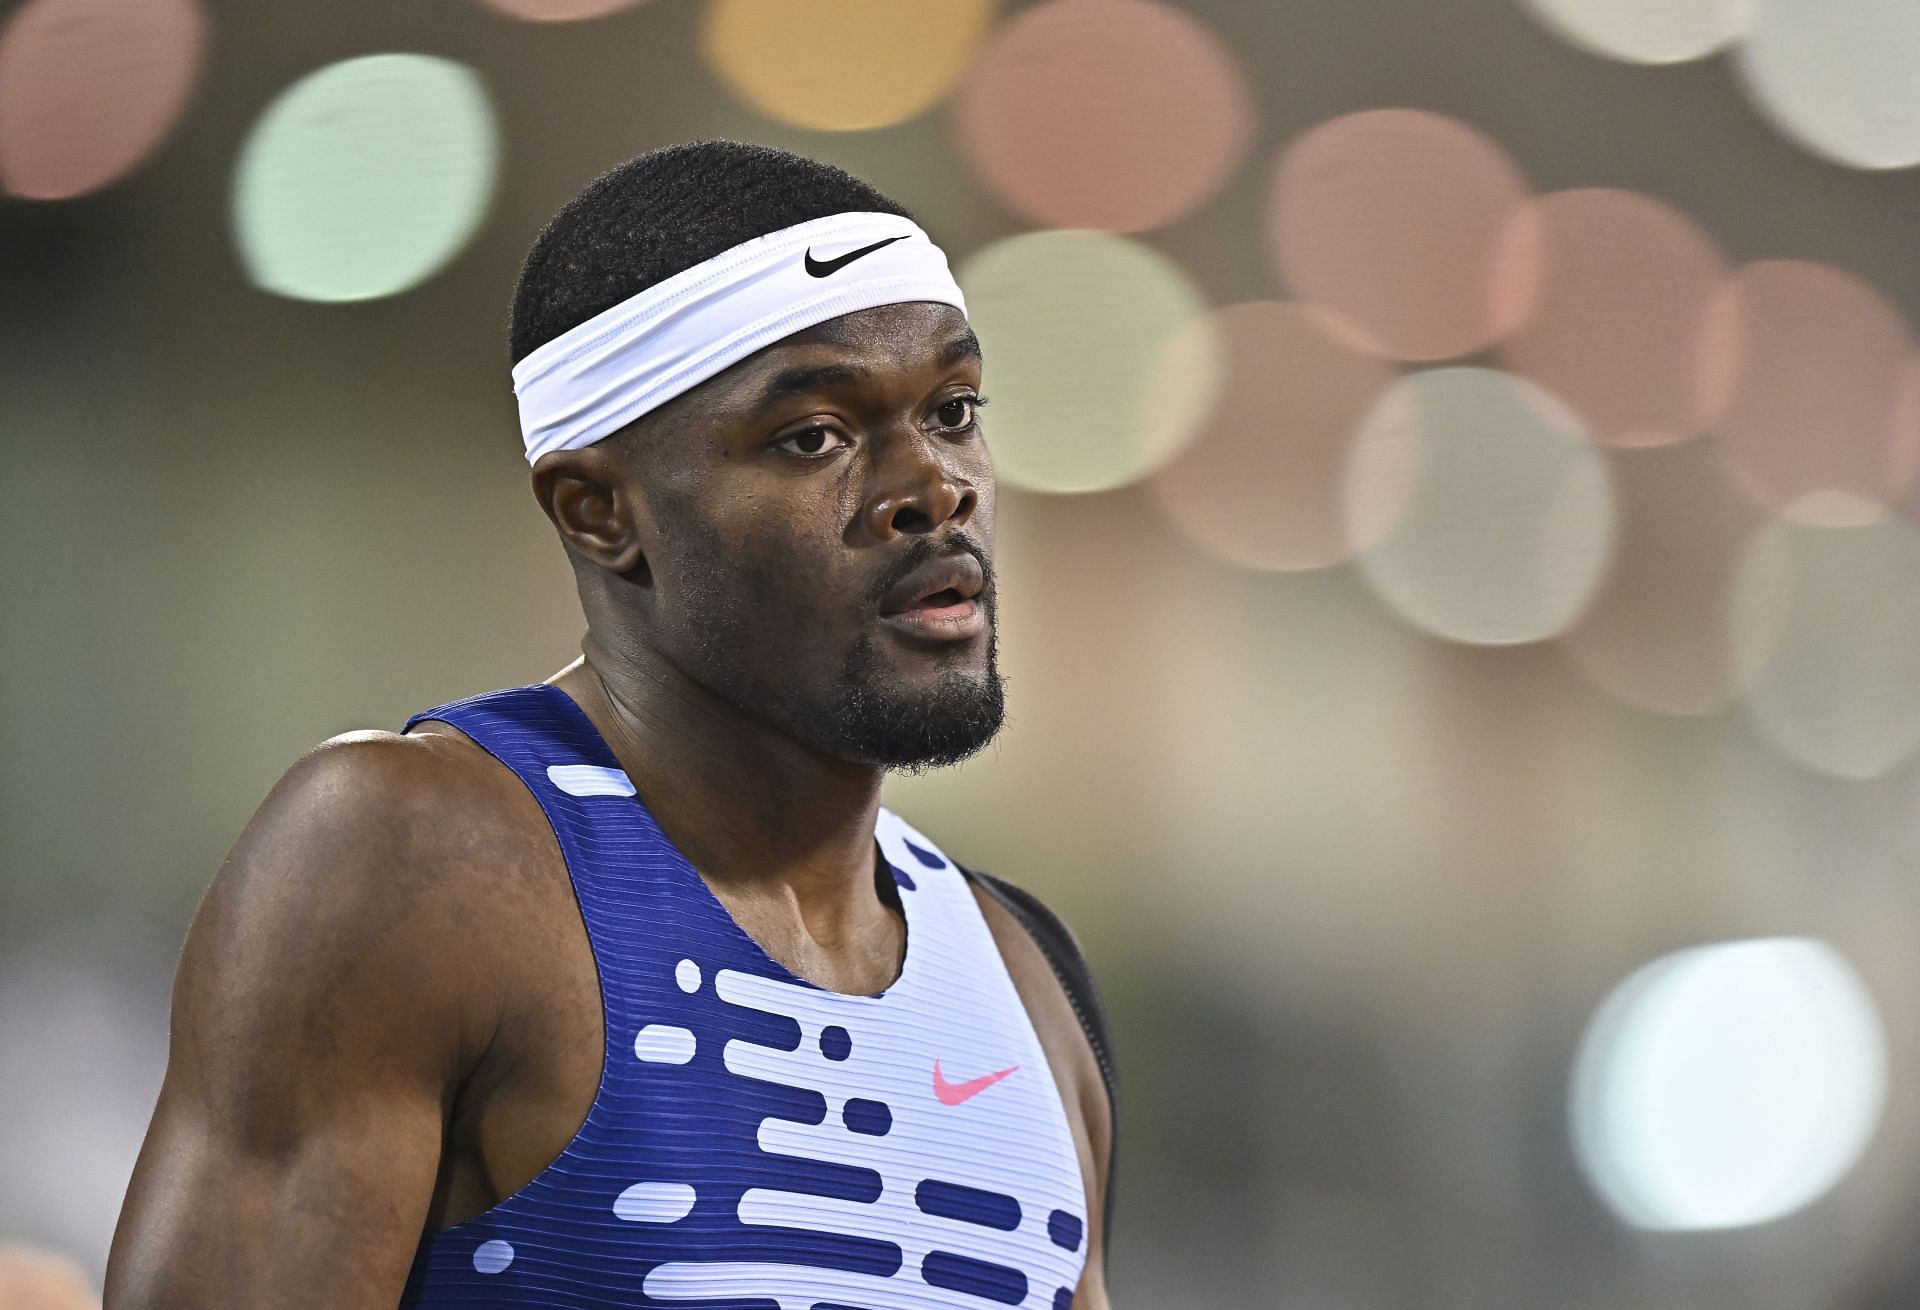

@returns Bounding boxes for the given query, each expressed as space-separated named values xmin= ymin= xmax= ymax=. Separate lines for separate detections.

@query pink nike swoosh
xmin=933 ymin=1058 xmax=1020 ymax=1106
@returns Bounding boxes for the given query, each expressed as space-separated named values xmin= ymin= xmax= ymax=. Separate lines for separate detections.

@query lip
xmin=879 ymin=596 xmax=986 ymax=643
xmin=878 ymin=551 xmax=988 ymax=644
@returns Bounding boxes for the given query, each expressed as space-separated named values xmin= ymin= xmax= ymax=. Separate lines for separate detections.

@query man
xmin=106 ymin=141 xmax=1116 ymax=1309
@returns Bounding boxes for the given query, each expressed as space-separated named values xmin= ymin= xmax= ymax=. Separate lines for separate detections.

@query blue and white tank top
xmin=398 ymin=684 xmax=1090 ymax=1309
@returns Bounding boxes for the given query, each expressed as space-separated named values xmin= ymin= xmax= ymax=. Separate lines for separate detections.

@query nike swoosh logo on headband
xmin=804 ymin=235 xmax=907 ymax=278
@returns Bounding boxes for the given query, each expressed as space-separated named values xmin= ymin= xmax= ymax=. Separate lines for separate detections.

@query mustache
xmin=867 ymin=533 xmax=996 ymax=609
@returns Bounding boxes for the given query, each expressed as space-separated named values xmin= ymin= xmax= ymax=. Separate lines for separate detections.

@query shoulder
xmin=112 ymin=729 xmax=557 ymax=1293
xmin=264 ymin=725 xmax=527 ymax=853
xmin=951 ymin=861 xmax=1109 ymax=1077
xmin=959 ymin=869 xmax=1110 ymax=1078
xmin=962 ymin=866 xmax=1095 ymax=965
xmin=182 ymin=727 xmax=555 ymax=1075
xmin=210 ymin=727 xmax=537 ymax=934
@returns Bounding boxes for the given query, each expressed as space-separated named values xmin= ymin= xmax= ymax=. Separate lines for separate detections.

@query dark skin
xmin=106 ymin=301 xmax=1114 ymax=1309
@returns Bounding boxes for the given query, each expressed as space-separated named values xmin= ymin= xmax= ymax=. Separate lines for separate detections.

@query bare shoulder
xmin=205 ymin=725 xmax=541 ymax=946
xmin=107 ymin=726 xmax=561 ymax=1306
xmin=180 ymin=725 xmax=558 ymax=1096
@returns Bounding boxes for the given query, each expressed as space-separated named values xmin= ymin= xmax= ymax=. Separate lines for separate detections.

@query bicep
xmin=107 ymin=739 xmax=489 ymax=1309
xmin=109 ymin=1069 xmax=444 ymax=1307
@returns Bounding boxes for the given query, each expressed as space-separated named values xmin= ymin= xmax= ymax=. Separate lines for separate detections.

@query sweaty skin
xmin=105 ymin=302 xmax=1114 ymax=1310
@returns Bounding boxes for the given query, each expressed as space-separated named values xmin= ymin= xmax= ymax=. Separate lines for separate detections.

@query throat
xmin=711 ymin=876 xmax=907 ymax=996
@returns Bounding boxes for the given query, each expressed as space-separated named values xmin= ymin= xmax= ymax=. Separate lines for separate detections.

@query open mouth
xmin=879 ymin=551 xmax=988 ymax=641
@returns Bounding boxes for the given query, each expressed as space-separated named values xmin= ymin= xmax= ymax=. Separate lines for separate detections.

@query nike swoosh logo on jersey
xmin=933 ymin=1058 xmax=1020 ymax=1106
xmin=804 ymin=235 xmax=907 ymax=278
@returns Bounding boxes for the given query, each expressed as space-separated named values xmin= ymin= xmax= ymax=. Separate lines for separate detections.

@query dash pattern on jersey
xmin=398 ymin=684 xmax=1088 ymax=1310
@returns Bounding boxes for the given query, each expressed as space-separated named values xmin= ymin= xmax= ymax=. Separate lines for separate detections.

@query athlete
xmin=105 ymin=141 xmax=1117 ymax=1309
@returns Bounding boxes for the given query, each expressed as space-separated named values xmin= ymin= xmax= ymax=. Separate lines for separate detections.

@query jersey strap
xmin=954 ymin=863 xmax=1119 ymax=1253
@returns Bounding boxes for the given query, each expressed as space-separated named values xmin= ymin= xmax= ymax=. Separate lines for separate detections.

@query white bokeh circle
xmin=1732 ymin=511 xmax=1920 ymax=779
xmin=1346 ymin=367 xmax=1616 ymax=645
xmin=1738 ymin=0 xmax=1920 ymax=169
xmin=1522 ymin=0 xmax=1750 ymax=64
xmin=1571 ymin=937 xmax=1886 ymax=1230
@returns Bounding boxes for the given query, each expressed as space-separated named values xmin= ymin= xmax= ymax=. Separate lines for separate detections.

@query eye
xmin=934 ymin=393 xmax=987 ymax=431
xmin=774 ymin=425 xmax=849 ymax=457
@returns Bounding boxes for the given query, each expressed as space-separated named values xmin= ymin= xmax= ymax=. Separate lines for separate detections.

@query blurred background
xmin=6 ymin=0 xmax=1920 ymax=1305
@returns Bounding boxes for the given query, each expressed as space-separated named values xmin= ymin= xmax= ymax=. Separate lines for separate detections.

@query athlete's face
xmin=618 ymin=301 xmax=1003 ymax=770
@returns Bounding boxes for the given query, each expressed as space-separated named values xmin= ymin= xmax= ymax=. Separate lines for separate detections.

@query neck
xmin=550 ymin=637 xmax=889 ymax=926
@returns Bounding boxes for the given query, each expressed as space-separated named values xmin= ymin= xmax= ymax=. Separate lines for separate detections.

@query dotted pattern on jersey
xmin=398 ymin=684 xmax=1088 ymax=1309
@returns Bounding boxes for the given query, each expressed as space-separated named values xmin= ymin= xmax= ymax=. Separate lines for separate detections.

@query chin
xmin=810 ymin=636 xmax=1007 ymax=772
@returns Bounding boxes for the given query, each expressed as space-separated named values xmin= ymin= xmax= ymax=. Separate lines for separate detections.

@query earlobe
xmin=531 ymin=450 xmax=652 ymax=579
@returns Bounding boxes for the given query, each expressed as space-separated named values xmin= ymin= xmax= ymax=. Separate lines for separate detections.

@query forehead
xmin=780 ymin=300 xmax=974 ymax=359
xmin=705 ymin=301 xmax=978 ymax=409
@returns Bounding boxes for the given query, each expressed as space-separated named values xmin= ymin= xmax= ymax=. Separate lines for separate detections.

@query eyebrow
xmin=940 ymin=328 xmax=983 ymax=368
xmin=751 ymin=329 xmax=985 ymax=412
xmin=754 ymin=362 xmax=866 ymax=411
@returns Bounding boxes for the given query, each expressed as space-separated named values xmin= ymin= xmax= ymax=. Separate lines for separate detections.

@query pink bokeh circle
xmin=1269 ymin=108 xmax=1542 ymax=362
xmin=1500 ymin=188 xmax=1735 ymax=449
xmin=954 ymin=0 xmax=1253 ymax=233
xmin=1712 ymin=260 xmax=1920 ymax=526
xmin=1150 ymin=301 xmax=1399 ymax=571
xmin=0 ymin=0 xmax=207 ymax=200
xmin=478 ymin=0 xmax=647 ymax=20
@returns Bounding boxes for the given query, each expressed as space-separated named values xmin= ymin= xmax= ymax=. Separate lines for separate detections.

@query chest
xmin=419 ymin=811 xmax=1093 ymax=1310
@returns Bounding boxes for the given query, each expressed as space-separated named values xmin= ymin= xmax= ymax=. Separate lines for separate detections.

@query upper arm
xmin=106 ymin=734 xmax=502 ymax=1310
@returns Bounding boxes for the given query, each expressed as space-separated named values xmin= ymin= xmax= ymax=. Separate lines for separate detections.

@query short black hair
xmin=508 ymin=140 xmax=915 ymax=365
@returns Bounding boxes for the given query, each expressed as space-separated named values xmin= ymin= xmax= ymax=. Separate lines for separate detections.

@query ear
xmin=530 ymin=444 xmax=653 ymax=580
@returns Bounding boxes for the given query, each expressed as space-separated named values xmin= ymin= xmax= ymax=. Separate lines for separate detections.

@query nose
xmin=860 ymin=436 xmax=978 ymax=540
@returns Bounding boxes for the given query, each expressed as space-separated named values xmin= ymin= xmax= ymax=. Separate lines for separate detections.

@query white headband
xmin=512 ymin=211 xmax=968 ymax=464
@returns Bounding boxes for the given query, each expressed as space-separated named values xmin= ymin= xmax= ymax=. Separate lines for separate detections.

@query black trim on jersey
xmin=956 ymin=862 xmax=1119 ymax=1255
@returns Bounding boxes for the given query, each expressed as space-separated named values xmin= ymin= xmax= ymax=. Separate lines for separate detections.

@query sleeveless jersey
xmin=397 ymin=684 xmax=1091 ymax=1309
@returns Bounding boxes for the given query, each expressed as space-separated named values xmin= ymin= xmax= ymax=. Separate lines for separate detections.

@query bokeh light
xmin=1269 ymin=109 xmax=1541 ymax=362
xmin=1521 ymin=0 xmax=1750 ymax=65
xmin=959 ymin=229 xmax=1220 ymax=495
xmin=479 ymin=0 xmax=647 ymax=20
xmin=0 ymin=946 xmax=169 ymax=1287
xmin=1732 ymin=512 xmax=1920 ymax=779
xmin=232 ymin=54 xmax=500 ymax=304
xmin=1346 ymin=367 xmax=1615 ymax=645
xmin=1561 ymin=442 xmax=1764 ymax=716
xmin=1149 ymin=301 xmax=1398 ymax=571
xmin=0 ymin=1244 xmax=98 ymax=1310
xmin=704 ymin=0 xmax=997 ymax=132
xmin=13 ymin=1 xmax=1920 ymax=1301
xmin=954 ymin=0 xmax=1253 ymax=233
xmin=0 ymin=0 xmax=206 ymax=200
xmin=1571 ymin=938 xmax=1886 ymax=1231
xmin=1499 ymin=188 xmax=1734 ymax=449
xmin=1738 ymin=0 xmax=1920 ymax=169
xmin=1712 ymin=261 xmax=1920 ymax=526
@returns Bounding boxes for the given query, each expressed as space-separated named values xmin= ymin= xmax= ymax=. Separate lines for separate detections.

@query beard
xmin=669 ymin=531 xmax=1007 ymax=772
xmin=799 ymin=608 xmax=1005 ymax=773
